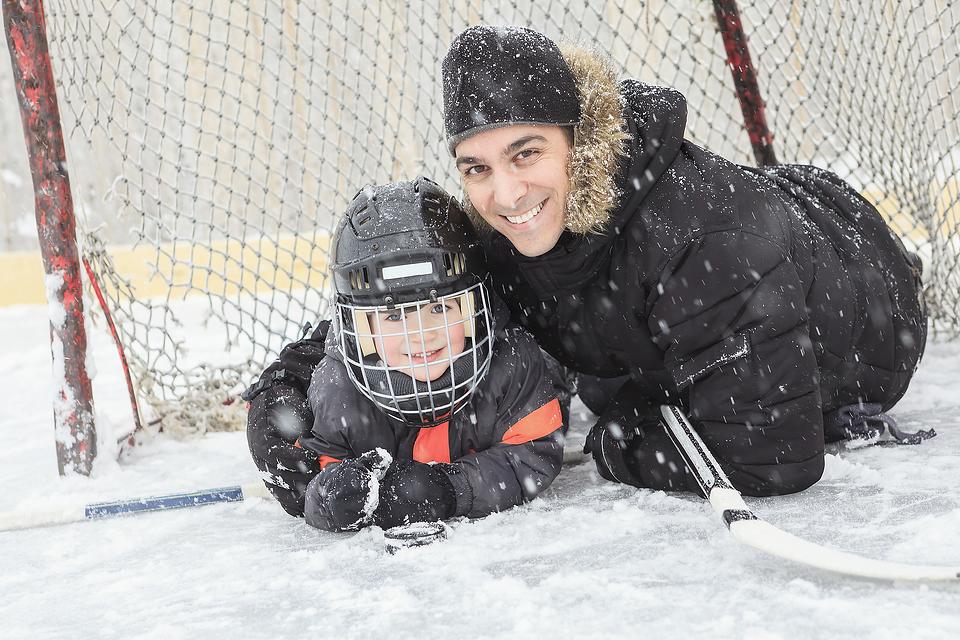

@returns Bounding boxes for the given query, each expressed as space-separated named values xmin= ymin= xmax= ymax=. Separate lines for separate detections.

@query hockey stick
xmin=0 ymin=482 xmax=273 ymax=532
xmin=1 ymin=445 xmax=588 ymax=533
xmin=659 ymin=404 xmax=960 ymax=582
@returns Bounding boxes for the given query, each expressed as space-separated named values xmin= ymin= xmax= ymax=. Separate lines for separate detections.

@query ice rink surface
xmin=1 ymin=302 xmax=959 ymax=639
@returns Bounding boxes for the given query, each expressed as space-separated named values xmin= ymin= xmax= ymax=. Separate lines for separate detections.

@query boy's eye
xmin=381 ymin=311 xmax=402 ymax=322
xmin=430 ymin=303 xmax=448 ymax=314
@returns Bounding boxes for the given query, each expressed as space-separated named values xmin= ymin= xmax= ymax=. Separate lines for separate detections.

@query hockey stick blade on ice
xmin=0 ymin=482 xmax=273 ymax=532
xmin=659 ymin=404 xmax=960 ymax=582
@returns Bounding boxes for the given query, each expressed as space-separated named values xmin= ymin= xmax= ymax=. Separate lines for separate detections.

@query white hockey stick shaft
xmin=660 ymin=404 xmax=960 ymax=582
xmin=0 ymin=482 xmax=272 ymax=532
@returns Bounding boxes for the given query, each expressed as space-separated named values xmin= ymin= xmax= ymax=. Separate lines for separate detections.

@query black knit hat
xmin=442 ymin=26 xmax=581 ymax=155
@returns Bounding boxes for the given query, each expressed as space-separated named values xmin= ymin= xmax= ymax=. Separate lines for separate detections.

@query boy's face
xmin=370 ymin=298 xmax=466 ymax=382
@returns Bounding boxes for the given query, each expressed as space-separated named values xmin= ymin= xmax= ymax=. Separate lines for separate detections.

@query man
xmin=442 ymin=26 xmax=927 ymax=496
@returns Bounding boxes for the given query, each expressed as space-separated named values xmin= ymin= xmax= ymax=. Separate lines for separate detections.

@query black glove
xmin=373 ymin=460 xmax=458 ymax=529
xmin=583 ymin=382 xmax=700 ymax=494
xmin=583 ymin=415 xmax=645 ymax=486
xmin=304 ymin=449 xmax=392 ymax=532
xmin=243 ymin=320 xmax=331 ymax=517
xmin=246 ymin=384 xmax=319 ymax=516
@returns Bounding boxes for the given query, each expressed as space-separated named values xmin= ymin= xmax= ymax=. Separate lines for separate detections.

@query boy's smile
xmin=371 ymin=299 xmax=467 ymax=382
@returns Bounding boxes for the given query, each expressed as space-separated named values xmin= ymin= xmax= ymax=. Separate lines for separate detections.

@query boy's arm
xmin=299 ymin=363 xmax=397 ymax=532
xmin=445 ymin=328 xmax=566 ymax=519
xmin=243 ymin=320 xmax=331 ymax=517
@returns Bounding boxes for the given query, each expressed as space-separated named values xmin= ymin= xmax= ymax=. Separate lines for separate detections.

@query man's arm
xmin=592 ymin=232 xmax=825 ymax=497
xmin=655 ymin=231 xmax=825 ymax=495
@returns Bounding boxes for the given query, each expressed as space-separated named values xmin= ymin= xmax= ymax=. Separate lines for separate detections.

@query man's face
xmin=370 ymin=298 xmax=466 ymax=383
xmin=455 ymin=124 xmax=571 ymax=257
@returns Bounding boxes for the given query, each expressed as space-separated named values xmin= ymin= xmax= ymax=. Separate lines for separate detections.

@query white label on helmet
xmin=382 ymin=262 xmax=433 ymax=280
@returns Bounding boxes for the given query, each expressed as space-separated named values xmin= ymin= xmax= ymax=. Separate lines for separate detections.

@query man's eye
xmin=516 ymin=148 xmax=539 ymax=161
xmin=464 ymin=164 xmax=487 ymax=176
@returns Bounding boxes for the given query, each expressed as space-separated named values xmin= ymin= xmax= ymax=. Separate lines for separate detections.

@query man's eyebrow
xmin=503 ymin=135 xmax=547 ymax=156
xmin=455 ymin=134 xmax=549 ymax=168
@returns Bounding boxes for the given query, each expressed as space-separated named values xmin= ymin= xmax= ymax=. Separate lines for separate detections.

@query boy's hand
xmin=305 ymin=449 xmax=392 ymax=532
xmin=246 ymin=384 xmax=319 ymax=516
xmin=373 ymin=460 xmax=457 ymax=529
xmin=244 ymin=320 xmax=331 ymax=517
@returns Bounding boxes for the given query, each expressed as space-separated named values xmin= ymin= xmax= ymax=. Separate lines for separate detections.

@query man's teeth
xmin=506 ymin=201 xmax=543 ymax=224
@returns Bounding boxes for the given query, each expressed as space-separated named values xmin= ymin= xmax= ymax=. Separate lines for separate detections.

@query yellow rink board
xmin=2 ymin=180 xmax=957 ymax=309
xmin=0 ymin=232 xmax=331 ymax=307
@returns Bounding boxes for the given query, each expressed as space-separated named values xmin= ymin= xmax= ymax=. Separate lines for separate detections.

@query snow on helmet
xmin=332 ymin=177 xmax=494 ymax=426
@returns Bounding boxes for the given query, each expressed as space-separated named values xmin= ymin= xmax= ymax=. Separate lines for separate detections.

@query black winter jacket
xmin=299 ymin=300 xmax=565 ymax=519
xmin=483 ymin=74 xmax=926 ymax=497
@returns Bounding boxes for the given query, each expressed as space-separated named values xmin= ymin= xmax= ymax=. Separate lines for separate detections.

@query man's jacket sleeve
xmin=645 ymin=231 xmax=825 ymax=496
xmin=446 ymin=328 xmax=566 ymax=518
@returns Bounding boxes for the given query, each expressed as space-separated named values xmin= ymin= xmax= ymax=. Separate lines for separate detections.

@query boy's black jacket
xmin=298 ymin=295 xmax=565 ymax=519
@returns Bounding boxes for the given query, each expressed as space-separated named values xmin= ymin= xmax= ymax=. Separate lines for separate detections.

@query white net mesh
xmin=34 ymin=0 xmax=960 ymax=432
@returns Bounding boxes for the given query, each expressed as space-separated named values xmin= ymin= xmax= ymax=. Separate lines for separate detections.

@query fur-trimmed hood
xmin=463 ymin=44 xmax=688 ymax=238
xmin=557 ymin=44 xmax=631 ymax=234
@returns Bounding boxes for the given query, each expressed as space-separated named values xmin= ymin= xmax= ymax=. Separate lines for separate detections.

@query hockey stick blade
xmin=660 ymin=404 xmax=960 ymax=582
xmin=0 ymin=482 xmax=273 ymax=532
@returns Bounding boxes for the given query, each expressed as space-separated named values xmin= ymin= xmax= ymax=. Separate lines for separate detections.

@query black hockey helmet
xmin=332 ymin=177 xmax=487 ymax=307
xmin=332 ymin=178 xmax=494 ymax=427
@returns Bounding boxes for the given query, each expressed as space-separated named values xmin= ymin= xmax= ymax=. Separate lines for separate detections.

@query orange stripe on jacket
xmin=501 ymin=398 xmax=563 ymax=445
xmin=318 ymin=455 xmax=341 ymax=469
xmin=294 ymin=438 xmax=341 ymax=470
xmin=413 ymin=422 xmax=451 ymax=463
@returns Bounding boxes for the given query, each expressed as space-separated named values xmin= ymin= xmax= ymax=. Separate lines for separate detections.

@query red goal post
xmin=5 ymin=1 xmax=959 ymax=464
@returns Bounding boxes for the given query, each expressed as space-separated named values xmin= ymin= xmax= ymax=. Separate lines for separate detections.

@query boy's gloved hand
xmin=304 ymin=449 xmax=393 ymax=532
xmin=373 ymin=460 xmax=457 ymax=529
xmin=244 ymin=320 xmax=331 ymax=517
xmin=246 ymin=385 xmax=319 ymax=516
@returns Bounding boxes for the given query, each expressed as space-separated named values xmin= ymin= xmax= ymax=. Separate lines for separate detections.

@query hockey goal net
xmin=12 ymin=0 xmax=960 ymax=434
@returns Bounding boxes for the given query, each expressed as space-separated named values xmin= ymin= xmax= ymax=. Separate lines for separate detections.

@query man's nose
xmin=491 ymin=171 xmax=527 ymax=212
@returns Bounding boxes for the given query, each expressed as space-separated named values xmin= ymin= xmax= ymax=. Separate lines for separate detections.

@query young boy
xmin=297 ymin=178 xmax=565 ymax=532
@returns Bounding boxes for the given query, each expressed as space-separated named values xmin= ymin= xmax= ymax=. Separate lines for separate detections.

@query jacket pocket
xmin=669 ymin=333 xmax=751 ymax=390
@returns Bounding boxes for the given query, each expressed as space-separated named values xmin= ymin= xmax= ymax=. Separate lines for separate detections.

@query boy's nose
xmin=405 ymin=317 xmax=444 ymax=342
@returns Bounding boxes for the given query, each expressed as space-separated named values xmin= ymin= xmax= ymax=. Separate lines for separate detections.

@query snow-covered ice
xmin=1 ymin=301 xmax=959 ymax=639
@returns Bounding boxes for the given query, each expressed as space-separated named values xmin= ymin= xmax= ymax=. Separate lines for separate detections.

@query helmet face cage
xmin=337 ymin=280 xmax=494 ymax=426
